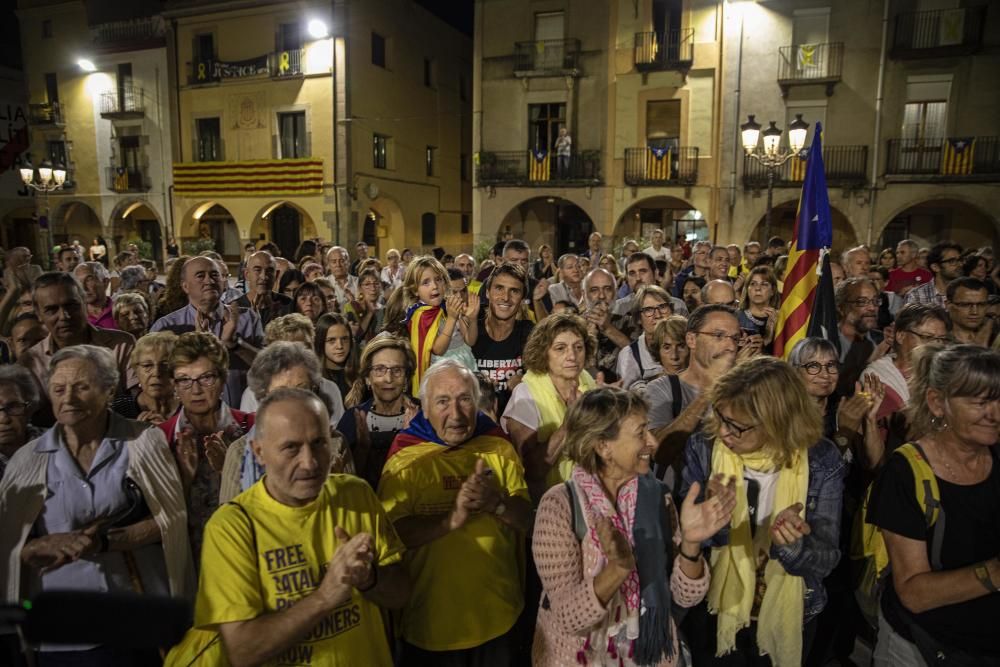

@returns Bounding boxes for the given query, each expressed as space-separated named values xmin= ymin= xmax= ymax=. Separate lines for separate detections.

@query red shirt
xmin=886 ymin=267 xmax=933 ymax=294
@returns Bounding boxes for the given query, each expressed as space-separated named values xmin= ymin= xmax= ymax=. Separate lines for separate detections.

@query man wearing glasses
xmin=645 ymin=304 xmax=740 ymax=482
xmin=947 ymin=277 xmax=994 ymax=347
xmin=612 ymin=253 xmax=687 ymax=340
xmin=904 ymin=242 xmax=963 ymax=308
xmin=834 ymin=277 xmax=885 ymax=396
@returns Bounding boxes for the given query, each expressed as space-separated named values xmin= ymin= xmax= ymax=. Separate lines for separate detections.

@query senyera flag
xmin=773 ymin=122 xmax=837 ymax=359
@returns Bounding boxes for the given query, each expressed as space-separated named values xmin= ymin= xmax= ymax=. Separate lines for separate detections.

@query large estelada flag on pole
xmin=773 ymin=122 xmax=836 ymax=359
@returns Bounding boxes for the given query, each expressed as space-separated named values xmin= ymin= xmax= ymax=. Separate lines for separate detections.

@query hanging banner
xmin=195 ymin=55 xmax=270 ymax=81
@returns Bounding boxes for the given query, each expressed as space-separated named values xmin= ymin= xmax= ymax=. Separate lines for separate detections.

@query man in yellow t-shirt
xmin=378 ymin=359 xmax=532 ymax=665
xmin=181 ymin=388 xmax=409 ymax=667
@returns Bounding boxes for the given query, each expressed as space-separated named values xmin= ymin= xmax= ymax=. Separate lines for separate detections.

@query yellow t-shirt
xmin=192 ymin=475 xmax=403 ymax=666
xmin=378 ymin=436 xmax=529 ymax=651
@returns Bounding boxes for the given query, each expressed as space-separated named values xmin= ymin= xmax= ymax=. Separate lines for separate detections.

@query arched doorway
xmin=249 ymin=201 xmax=319 ymax=259
xmin=182 ymin=202 xmax=241 ymax=260
xmin=497 ymin=196 xmax=595 ymax=257
xmin=749 ymin=201 xmax=857 ymax=251
xmin=52 ymin=201 xmax=104 ymax=257
xmin=615 ymin=196 xmax=707 ymax=249
xmin=367 ymin=195 xmax=405 ymax=258
xmin=111 ymin=200 xmax=164 ymax=264
xmin=877 ymin=199 xmax=999 ymax=254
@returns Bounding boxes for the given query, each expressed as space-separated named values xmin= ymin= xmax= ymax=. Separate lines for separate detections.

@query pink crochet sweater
xmin=531 ymin=483 xmax=710 ymax=666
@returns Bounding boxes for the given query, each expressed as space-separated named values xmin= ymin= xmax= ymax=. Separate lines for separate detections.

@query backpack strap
xmin=564 ymin=479 xmax=588 ymax=542
xmin=629 ymin=340 xmax=645 ymax=377
xmin=897 ymin=442 xmax=945 ymax=571
xmin=667 ymin=373 xmax=683 ymax=422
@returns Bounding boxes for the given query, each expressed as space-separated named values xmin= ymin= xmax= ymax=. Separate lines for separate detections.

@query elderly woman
xmin=344 ymin=268 xmax=385 ymax=345
xmin=651 ymin=316 xmax=690 ymax=377
xmin=315 ymin=312 xmax=359 ymax=400
xmin=617 ymin=285 xmax=674 ymax=391
xmin=159 ymin=332 xmax=253 ymax=560
xmin=532 ymin=387 xmax=734 ymax=666
xmin=111 ymin=331 xmax=180 ymax=425
xmin=337 ymin=334 xmax=418 ymax=488
xmin=117 ymin=265 xmax=151 ymax=296
xmin=0 ymin=345 xmax=193 ymax=664
xmin=503 ymin=313 xmax=598 ymax=502
xmin=263 ymin=311 xmax=315 ymax=347
xmin=292 ymin=281 xmax=327 ymax=322
xmin=0 ymin=365 xmax=42 ymax=478
xmin=680 ymin=356 xmax=846 ymax=666
xmin=113 ymin=292 xmax=151 ymax=340
xmin=220 ymin=341 xmax=350 ymax=503
xmin=738 ymin=265 xmax=779 ymax=345
xmin=867 ymin=345 xmax=1000 ymax=665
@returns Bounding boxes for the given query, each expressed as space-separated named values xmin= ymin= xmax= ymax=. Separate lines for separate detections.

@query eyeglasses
xmin=0 ymin=401 xmax=30 ymax=417
xmin=714 ymin=408 xmax=756 ymax=438
xmin=640 ymin=304 xmax=672 ymax=317
xmin=371 ymin=365 xmax=406 ymax=379
xmin=906 ymin=330 xmax=950 ymax=345
xmin=951 ymin=301 xmax=986 ymax=311
xmin=174 ymin=372 xmax=220 ymax=390
xmin=847 ymin=297 xmax=883 ymax=308
xmin=797 ymin=361 xmax=839 ymax=376
xmin=693 ymin=330 xmax=744 ymax=345
xmin=137 ymin=361 xmax=171 ymax=374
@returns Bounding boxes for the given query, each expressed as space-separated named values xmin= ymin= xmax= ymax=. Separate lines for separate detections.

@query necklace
xmin=934 ymin=441 xmax=988 ymax=482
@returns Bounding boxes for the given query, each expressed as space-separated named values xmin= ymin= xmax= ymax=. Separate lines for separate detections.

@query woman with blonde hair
xmin=532 ymin=387 xmax=735 ymax=666
xmin=681 ymin=356 xmax=846 ymax=666
xmin=112 ymin=331 xmax=180 ymax=424
xmin=502 ymin=312 xmax=598 ymax=502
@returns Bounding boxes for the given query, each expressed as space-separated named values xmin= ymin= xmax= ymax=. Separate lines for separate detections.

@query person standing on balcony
xmin=554 ymin=126 xmax=572 ymax=178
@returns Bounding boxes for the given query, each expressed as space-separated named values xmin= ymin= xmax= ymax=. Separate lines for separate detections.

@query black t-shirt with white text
xmin=472 ymin=319 xmax=533 ymax=414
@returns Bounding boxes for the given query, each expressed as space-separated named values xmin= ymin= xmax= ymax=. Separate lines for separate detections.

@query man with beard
xmin=73 ymin=261 xmax=116 ymax=329
xmin=233 ymin=251 xmax=292 ymax=326
xmin=472 ymin=263 xmax=534 ymax=415
xmin=645 ymin=304 xmax=740 ymax=480
xmin=150 ymin=256 xmax=263 ymax=405
xmin=947 ymin=277 xmax=993 ymax=347
xmin=672 ymin=240 xmax=711 ymax=297
xmin=841 ymin=246 xmax=872 ymax=279
xmin=904 ymin=242 xmax=963 ymax=308
xmin=611 ymin=253 xmax=687 ymax=340
xmin=835 ymin=277 xmax=885 ymax=396
xmin=581 ymin=268 xmax=629 ymax=381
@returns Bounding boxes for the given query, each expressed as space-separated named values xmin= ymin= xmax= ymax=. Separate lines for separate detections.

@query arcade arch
xmin=496 ymin=196 xmax=595 ymax=257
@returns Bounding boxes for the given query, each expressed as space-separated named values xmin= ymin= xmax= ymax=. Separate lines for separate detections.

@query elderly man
xmin=835 ymin=277 xmax=885 ymax=396
xmin=581 ymin=268 xmax=630 ymax=380
xmin=544 ymin=253 xmax=584 ymax=310
xmin=580 ymin=231 xmax=603 ymax=261
xmin=20 ymin=272 xmax=136 ymax=408
xmin=904 ymin=242 xmax=963 ymax=308
xmin=73 ymin=261 xmax=116 ymax=329
xmin=454 ymin=253 xmax=476 ymax=281
xmin=379 ymin=360 xmax=531 ymax=665
xmin=702 ymin=279 xmax=738 ymax=307
xmin=233 ymin=250 xmax=292 ymax=326
xmin=150 ymin=256 xmax=263 ymax=406
xmin=176 ymin=387 xmax=409 ymax=666
xmin=644 ymin=228 xmax=671 ymax=263
xmin=325 ymin=246 xmax=358 ymax=308
xmin=672 ymin=240 xmax=712 ymax=297
xmin=842 ymin=246 xmax=872 ymax=279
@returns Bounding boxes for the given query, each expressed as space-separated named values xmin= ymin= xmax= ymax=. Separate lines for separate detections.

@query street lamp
xmin=20 ymin=159 xmax=68 ymax=267
xmin=741 ymin=113 xmax=809 ymax=243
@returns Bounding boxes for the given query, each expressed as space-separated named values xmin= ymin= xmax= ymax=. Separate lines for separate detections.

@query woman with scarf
xmin=503 ymin=312 xmax=598 ymax=504
xmin=680 ymin=356 xmax=846 ymax=666
xmin=159 ymin=332 xmax=253 ymax=561
xmin=532 ymin=387 xmax=735 ymax=666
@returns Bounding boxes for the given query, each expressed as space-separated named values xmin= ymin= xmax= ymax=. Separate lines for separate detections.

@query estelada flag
xmin=940 ymin=137 xmax=974 ymax=175
xmin=773 ymin=122 xmax=836 ymax=359
xmin=646 ymin=145 xmax=672 ymax=180
xmin=529 ymin=148 xmax=550 ymax=181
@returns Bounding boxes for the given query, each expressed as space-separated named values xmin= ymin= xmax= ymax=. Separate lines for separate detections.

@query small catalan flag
xmin=529 ymin=148 xmax=550 ymax=181
xmin=940 ymin=137 xmax=974 ymax=176
xmin=646 ymin=145 xmax=672 ymax=180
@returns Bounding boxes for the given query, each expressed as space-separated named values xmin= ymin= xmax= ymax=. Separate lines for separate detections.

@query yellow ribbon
xmin=197 ymin=63 xmax=206 ymax=80
xmin=279 ymin=52 xmax=290 ymax=74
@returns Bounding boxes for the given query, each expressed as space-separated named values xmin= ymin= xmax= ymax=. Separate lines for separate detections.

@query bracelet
xmin=358 ymin=564 xmax=378 ymax=593
xmin=974 ymin=561 xmax=998 ymax=593
xmin=679 ymin=547 xmax=701 ymax=563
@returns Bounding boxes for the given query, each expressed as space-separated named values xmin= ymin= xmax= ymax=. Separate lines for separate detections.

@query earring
xmin=930 ymin=415 xmax=949 ymax=431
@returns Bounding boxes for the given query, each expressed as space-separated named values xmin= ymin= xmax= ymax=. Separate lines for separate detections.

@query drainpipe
xmin=867 ymin=0 xmax=890 ymax=247
xmin=728 ymin=4 xmax=745 ymax=213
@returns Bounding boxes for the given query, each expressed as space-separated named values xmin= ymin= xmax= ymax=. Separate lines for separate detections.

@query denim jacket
xmin=679 ymin=432 xmax=847 ymax=622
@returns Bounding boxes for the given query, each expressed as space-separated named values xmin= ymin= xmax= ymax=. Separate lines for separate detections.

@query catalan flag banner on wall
xmin=646 ymin=145 xmax=672 ymax=180
xmin=114 ymin=167 xmax=130 ymax=192
xmin=529 ymin=149 xmax=550 ymax=181
xmin=773 ymin=122 xmax=836 ymax=359
xmin=789 ymin=155 xmax=807 ymax=181
xmin=940 ymin=137 xmax=975 ymax=176
xmin=173 ymin=159 xmax=324 ymax=196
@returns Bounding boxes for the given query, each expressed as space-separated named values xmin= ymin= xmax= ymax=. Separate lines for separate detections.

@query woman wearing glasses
xmin=159 ymin=332 xmax=253 ymax=560
xmin=0 ymin=364 xmax=41 ymax=479
xmin=337 ymin=335 xmax=418 ymax=488
xmin=0 ymin=345 xmax=193 ymax=665
xmin=617 ymin=285 xmax=674 ymax=391
xmin=111 ymin=332 xmax=180 ymax=425
xmin=680 ymin=356 xmax=846 ymax=667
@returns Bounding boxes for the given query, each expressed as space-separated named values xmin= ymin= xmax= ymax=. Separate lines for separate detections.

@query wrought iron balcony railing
xmin=106 ymin=166 xmax=147 ymax=193
xmin=513 ymin=39 xmax=581 ymax=76
xmin=777 ymin=42 xmax=843 ymax=96
xmin=100 ymin=86 xmax=145 ymax=117
xmin=477 ymin=149 xmax=601 ymax=186
xmin=29 ymin=102 xmax=63 ymax=126
xmin=891 ymin=7 xmax=986 ymax=58
xmin=743 ymin=145 xmax=868 ymax=188
xmin=886 ymin=137 xmax=1000 ymax=180
xmin=633 ymin=29 xmax=694 ymax=72
xmin=624 ymin=145 xmax=698 ymax=185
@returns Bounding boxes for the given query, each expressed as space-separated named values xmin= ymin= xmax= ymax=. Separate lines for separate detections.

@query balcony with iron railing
xmin=886 ymin=137 xmax=1000 ymax=181
xmin=272 ymin=48 xmax=304 ymax=77
xmin=188 ymin=49 xmax=307 ymax=84
xmin=100 ymin=86 xmax=145 ymax=118
xmin=891 ymin=6 xmax=986 ymax=58
xmin=92 ymin=17 xmax=165 ymax=50
xmin=477 ymin=149 xmax=601 ymax=186
xmin=742 ymin=145 xmax=868 ymax=189
xmin=633 ymin=29 xmax=694 ymax=72
xmin=624 ymin=145 xmax=698 ymax=186
xmin=29 ymin=102 xmax=63 ymax=126
xmin=777 ymin=42 xmax=843 ymax=97
xmin=106 ymin=166 xmax=148 ymax=193
xmin=513 ymin=39 xmax=581 ymax=76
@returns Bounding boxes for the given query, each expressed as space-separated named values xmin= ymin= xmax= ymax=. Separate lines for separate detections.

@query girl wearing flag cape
xmin=401 ymin=256 xmax=480 ymax=395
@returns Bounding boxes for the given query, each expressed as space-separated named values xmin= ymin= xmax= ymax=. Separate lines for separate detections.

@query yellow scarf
xmin=707 ymin=440 xmax=807 ymax=667
xmin=521 ymin=369 xmax=596 ymax=486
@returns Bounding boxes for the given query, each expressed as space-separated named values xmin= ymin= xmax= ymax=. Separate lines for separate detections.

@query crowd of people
xmin=0 ymin=230 xmax=997 ymax=667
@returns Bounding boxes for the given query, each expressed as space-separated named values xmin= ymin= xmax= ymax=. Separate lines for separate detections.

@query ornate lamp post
xmin=19 ymin=159 xmax=67 ymax=267
xmin=740 ymin=113 xmax=809 ymax=243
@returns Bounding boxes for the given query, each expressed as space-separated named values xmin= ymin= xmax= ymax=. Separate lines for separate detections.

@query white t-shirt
xmin=644 ymin=245 xmax=672 ymax=263
xmin=500 ymin=382 xmax=540 ymax=433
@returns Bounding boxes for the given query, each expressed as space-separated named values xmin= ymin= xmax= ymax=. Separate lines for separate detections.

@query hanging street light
xmin=741 ymin=113 xmax=810 ymax=243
